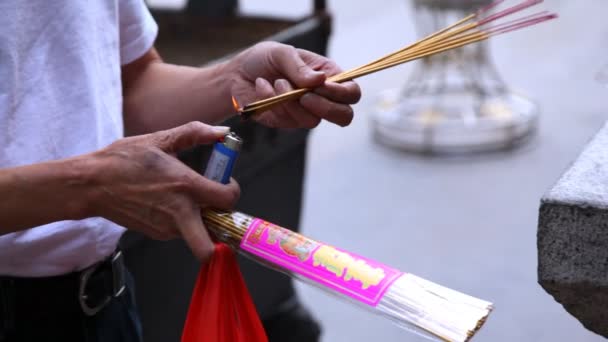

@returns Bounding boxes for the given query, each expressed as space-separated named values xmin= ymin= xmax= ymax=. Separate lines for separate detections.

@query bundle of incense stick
xmin=233 ymin=0 xmax=556 ymax=119
xmin=202 ymin=208 xmax=493 ymax=342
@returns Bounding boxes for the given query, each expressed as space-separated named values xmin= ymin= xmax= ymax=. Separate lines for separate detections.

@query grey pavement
xmin=295 ymin=0 xmax=608 ymax=341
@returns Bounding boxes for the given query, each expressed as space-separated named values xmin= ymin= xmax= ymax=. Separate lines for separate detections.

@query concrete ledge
xmin=538 ymin=122 xmax=608 ymax=338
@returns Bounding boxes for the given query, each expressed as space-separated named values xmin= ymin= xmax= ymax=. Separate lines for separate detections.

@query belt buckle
xmin=78 ymin=250 xmax=126 ymax=316
xmin=110 ymin=251 xmax=127 ymax=298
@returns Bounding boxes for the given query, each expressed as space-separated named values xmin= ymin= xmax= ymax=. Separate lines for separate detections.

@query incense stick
xmin=233 ymin=16 xmax=481 ymax=114
xmin=234 ymin=0 xmax=557 ymax=119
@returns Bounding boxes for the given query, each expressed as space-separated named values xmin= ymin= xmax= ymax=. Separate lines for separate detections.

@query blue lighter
xmin=203 ymin=132 xmax=243 ymax=184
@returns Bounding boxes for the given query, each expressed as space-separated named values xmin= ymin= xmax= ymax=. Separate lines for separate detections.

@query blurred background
xmin=135 ymin=0 xmax=608 ymax=341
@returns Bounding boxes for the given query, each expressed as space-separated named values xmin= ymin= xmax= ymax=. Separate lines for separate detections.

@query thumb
xmin=154 ymin=122 xmax=230 ymax=154
xmin=273 ymin=46 xmax=326 ymax=88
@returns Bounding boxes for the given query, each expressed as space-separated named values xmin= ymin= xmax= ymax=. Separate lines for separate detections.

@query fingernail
xmin=212 ymin=126 xmax=230 ymax=135
xmin=276 ymin=79 xmax=290 ymax=90
xmin=310 ymin=71 xmax=325 ymax=79
xmin=300 ymin=93 xmax=314 ymax=103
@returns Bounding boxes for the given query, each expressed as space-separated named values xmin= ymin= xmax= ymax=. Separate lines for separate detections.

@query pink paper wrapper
xmin=240 ymin=218 xmax=403 ymax=307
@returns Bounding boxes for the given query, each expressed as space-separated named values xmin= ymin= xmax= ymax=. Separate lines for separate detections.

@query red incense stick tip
xmin=478 ymin=0 xmax=544 ymax=26
xmin=484 ymin=10 xmax=549 ymax=32
xmin=488 ymin=13 xmax=557 ymax=35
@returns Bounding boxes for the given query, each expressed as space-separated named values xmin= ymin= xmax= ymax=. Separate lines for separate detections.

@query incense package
xmin=203 ymin=209 xmax=493 ymax=342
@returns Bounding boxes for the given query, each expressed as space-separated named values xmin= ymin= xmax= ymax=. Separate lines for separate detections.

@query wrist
xmin=202 ymin=59 xmax=239 ymax=121
xmin=62 ymin=153 xmax=105 ymax=220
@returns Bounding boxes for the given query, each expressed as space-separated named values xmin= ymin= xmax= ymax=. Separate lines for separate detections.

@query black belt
xmin=0 ymin=249 xmax=126 ymax=326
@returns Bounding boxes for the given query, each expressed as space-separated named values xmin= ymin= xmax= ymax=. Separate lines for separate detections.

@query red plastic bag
xmin=182 ymin=243 xmax=268 ymax=342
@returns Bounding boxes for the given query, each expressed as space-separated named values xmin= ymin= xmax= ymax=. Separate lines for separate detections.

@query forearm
xmin=0 ymin=157 xmax=96 ymax=234
xmin=122 ymin=52 xmax=238 ymax=136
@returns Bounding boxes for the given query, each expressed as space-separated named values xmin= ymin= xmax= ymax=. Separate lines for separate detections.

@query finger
xmin=274 ymin=79 xmax=321 ymax=129
xmin=191 ymin=175 xmax=241 ymax=210
xmin=300 ymin=93 xmax=354 ymax=127
xmin=147 ymin=216 xmax=181 ymax=241
xmin=257 ymin=112 xmax=299 ymax=129
xmin=270 ymin=45 xmax=326 ymax=88
xmin=120 ymin=217 xmax=178 ymax=241
xmin=296 ymin=49 xmax=343 ymax=77
xmin=255 ymin=77 xmax=276 ymax=101
xmin=254 ymin=78 xmax=298 ymax=128
xmin=178 ymin=208 xmax=214 ymax=261
xmin=154 ymin=122 xmax=230 ymax=153
xmin=314 ymin=81 xmax=362 ymax=105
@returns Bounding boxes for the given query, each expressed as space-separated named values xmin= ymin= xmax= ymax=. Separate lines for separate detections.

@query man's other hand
xmin=230 ymin=42 xmax=362 ymax=129
xmin=89 ymin=122 xmax=240 ymax=261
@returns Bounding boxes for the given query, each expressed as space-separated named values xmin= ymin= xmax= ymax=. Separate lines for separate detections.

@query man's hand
xmin=120 ymin=43 xmax=361 ymax=135
xmin=89 ymin=122 xmax=240 ymax=261
xmin=230 ymin=42 xmax=362 ymax=128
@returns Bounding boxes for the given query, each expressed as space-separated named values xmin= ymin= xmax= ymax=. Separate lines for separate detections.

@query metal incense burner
xmin=371 ymin=0 xmax=538 ymax=154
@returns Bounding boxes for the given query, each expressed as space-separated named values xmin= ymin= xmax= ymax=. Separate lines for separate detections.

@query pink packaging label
xmin=240 ymin=219 xmax=403 ymax=307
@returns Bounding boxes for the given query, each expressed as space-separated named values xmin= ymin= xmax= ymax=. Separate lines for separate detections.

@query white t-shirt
xmin=0 ymin=1 xmax=158 ymax=276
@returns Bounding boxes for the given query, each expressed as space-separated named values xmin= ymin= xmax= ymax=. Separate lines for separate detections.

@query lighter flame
xmin=231 ymin=96 xmax=241 ymax=112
